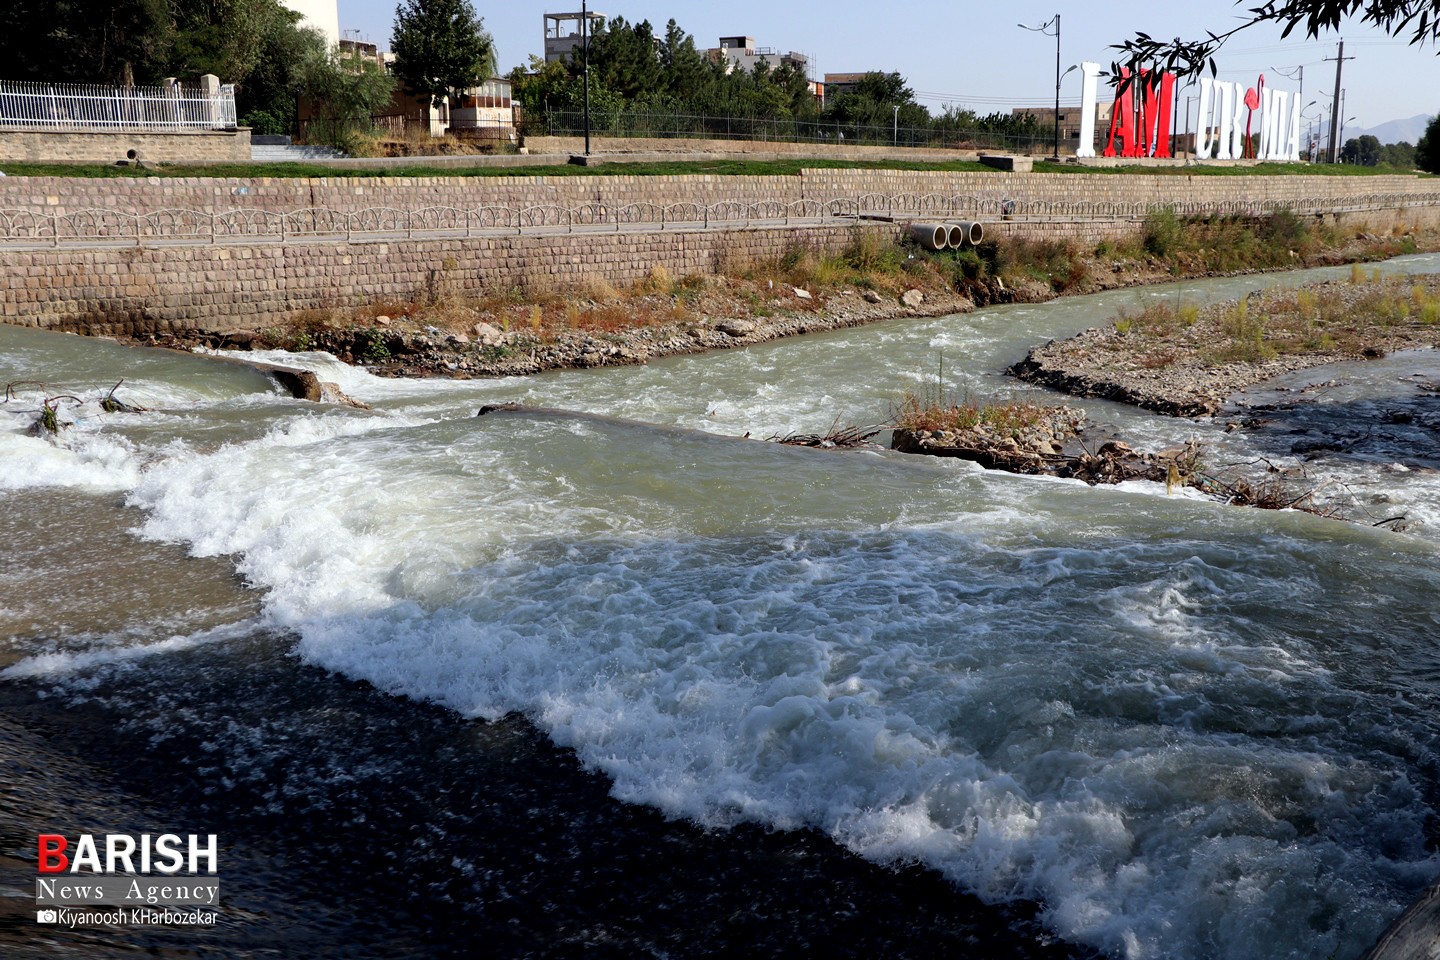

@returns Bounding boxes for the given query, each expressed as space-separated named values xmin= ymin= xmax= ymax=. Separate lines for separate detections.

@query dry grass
xmin=894 ymin=393 xmax=1080 ymax=437
xmin=1102 ymin=274 xmax=1440 ymax=366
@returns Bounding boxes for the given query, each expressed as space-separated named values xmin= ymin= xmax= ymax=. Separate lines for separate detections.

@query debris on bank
xmin=884 ymin=400 xmax=1405 ymax=528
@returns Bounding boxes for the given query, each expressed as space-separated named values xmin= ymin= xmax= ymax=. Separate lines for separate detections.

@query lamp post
xmin=1300 ymin=101 xmax=1320 ymax=162
xmin=581 ymin=0 xmax=591 ymax=156
xmin=1339 ymin=114 xmax=1358 ymax=161
xmin=1018 ymin=15 xmax=1061 ymax=159
xmin=893 ymin=104 xmax=899 ymax=146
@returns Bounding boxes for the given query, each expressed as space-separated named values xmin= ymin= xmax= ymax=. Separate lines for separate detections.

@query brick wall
xmin=0 ymin=223 xmax=903 ymax=335
xmin=3 ymin=169 xmax=1438 ymax=336
xmin=2 ymin=168 xmax=1436 ymax=219
xmin=0 ymin=128 xmax=252 ymax=164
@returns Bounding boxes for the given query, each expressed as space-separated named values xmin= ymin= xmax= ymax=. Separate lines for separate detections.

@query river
xmin=3 ymin=255 xmax=1440 ymax=959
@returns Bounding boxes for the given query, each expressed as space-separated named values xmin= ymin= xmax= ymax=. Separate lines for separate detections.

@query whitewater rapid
xmin=5 ymin=256 xmax=1440 ymax=960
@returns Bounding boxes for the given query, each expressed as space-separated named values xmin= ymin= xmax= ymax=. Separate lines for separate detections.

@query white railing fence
xmin=0 ymin=79 xmax=237 ymax=130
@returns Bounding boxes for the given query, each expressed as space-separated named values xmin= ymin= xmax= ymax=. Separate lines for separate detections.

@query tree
xmin=1419 ymin=114 xmax=1440 ymax=173
xmin=298 ymin=48 xmax=397 ymax=149
xmin=583 ymin=17 xmax=663 ymax=100
xmin=1115 ymin=1 xmax=1440 ymax=81
xmin=1379 ymin=141 xmax=1416 ymax=167
xmin=1341 ymin=133 xmax=1383 ymax=164
xmin=391 ymin=0 xmax=495 ymax=108
xmin=0 ymin=0 xmax=171 ymax=84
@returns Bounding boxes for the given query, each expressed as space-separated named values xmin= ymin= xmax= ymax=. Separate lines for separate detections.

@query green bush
xmin=1142 ymin=207 xmax=1183 ymax=258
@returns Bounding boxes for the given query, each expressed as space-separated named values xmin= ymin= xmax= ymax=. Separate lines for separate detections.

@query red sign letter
xmin=38 ymin=835 xmax=68 ymax=873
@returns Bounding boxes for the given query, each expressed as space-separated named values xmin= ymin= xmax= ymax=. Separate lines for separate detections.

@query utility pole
xmin=1323 ymin=42 xmax=1353 ymax=163
xmin=582 ymin=0 xmax=591 ymax=156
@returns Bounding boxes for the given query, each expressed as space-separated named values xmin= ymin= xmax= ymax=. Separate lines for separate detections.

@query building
xmin=544 ymin=10 xmax=605 ymax=63
xmin=710 ymin=36 xmax=811 ymax=78
xmin=1012 ymin=103 xmax=1113 ymax=154
xmin=281 ymin=0 xmax=340 ymax=47
xmin=821 ymin=73 xmax=869 ymax=103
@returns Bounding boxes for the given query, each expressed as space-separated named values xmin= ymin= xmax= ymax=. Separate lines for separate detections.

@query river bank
xmin=121 ymin=219 xmax=1440 ymax=380
xmin=1010 ymin=270 xmax=1440 ymax=417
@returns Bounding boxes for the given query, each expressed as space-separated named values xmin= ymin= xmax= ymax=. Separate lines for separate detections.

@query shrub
xmin=1142 ymin=207 xmax=1184 ymax=258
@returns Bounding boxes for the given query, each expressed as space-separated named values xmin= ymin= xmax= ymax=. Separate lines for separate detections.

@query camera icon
xmin=36 ymin=909 xmax=58 ymax=924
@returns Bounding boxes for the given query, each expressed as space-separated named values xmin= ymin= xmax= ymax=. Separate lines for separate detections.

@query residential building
xmin=545 ymin=11 xmax=605 ymax=63
xmin=821 ymin=73 xmax=868 ymax=103
xmin=710 ymin=36 xmax=811 ymax=78
xmin=1012 ymin=103 xmax=1113 ymax=154
xmin=282 ymin=0 xmax=339 ymax=47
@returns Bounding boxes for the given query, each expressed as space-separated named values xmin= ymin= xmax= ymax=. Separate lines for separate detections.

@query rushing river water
xmin=4 ymin=255 xmax=1440 ymax=959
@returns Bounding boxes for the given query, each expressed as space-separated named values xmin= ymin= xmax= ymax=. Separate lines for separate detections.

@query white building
xmin=283 ymin=0 xmax=340 ymax=48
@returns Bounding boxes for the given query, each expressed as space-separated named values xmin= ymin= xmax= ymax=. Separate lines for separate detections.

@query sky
xmin=334 ymin=1 xmax=1440 ymax=137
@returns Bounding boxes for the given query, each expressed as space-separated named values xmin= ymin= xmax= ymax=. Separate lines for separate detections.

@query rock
xmin=901 ymin=289 xmax=925 ymax=308
xmin=793 ymin=287 xmax=812 ymax=300
xmin=473 ymin=322 xmax=504 ymax=344
xmin=447 ymin=333 xmax=470 ymax=345
xmin=1098 ymin=440 xmax=1134 ymax=457
xmin=374 ymin=315 xmax=391 ymax=326
xmin=863 ymin=289 xmax=884 ymax=304
xmin=716 ymin=319 xmax=756 ymax=338
xmin=269 ymin=368 xmax=323 ymax=402
xmin=319 ymin=382 xmax=371 ymax=409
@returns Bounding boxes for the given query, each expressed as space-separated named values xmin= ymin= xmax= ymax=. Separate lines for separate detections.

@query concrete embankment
xmin=2 ymin=168 xmax=1438 ymax=338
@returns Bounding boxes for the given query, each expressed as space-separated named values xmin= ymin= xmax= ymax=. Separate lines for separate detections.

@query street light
xmin=893 ymin=104 xmax=900 ymax=146
xmin=581 ymin=0 xmax=591 ymax=156
xmin=1339 ymin=115 xmax=1358 ymax=160
xmin=1018 ymin=15 xmax=1061 ymax=159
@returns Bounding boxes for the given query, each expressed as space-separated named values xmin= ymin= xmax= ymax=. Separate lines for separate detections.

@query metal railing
xmin=533 ymin=110 xmax=1049 ymax=153
xmin=1 ymin=192 xmax=1437 ymax=247
xmin=0 ymin=80 xmax=237 ymax=130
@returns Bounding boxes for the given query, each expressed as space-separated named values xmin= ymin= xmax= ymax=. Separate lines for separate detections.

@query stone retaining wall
xmin=0 ymin=128 xmax=252 ymax=164
xmin=3 ymin=169 xmax=1438 ymax=336
xmin=2 ymin=169 xmax=1436 ymax=219
xmin=0 ymin=222 xmax=902 ymax=336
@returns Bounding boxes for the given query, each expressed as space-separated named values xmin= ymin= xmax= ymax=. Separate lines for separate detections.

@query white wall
xmin=283 ymin=0 xmax=340 ymax=48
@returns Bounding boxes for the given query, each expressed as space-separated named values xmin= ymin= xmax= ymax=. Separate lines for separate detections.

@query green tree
xmin=391 ymin=0 xmax=495 ymax=107
xmin=658 ymin=19 xmax=713 ymax=102
xmin=299 ymin=47 xmax=397 ymax=149
xmin=0 ymin=0 xmax=171 ymax=84
xmin=1379 ymin=141 xmax=1416 ymax=167
xmin=1341 ymin=133 xmax=1382 ymax=165
xmin=583 ymin=17 xmax=663 ymax=100
xmin=1418 ymin=114 xmax=1440 ymax=173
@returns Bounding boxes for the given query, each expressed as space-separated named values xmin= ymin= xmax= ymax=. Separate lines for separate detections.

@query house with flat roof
xmin=544 ymin=10 xmax=605 ymax=63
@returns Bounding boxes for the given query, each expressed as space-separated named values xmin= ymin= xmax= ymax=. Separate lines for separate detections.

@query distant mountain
xmin=1355 ymin=114 xmax=1434 ymax=145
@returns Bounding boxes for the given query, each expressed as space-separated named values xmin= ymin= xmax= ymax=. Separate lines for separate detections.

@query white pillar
xmin=1075 ymin=61 xmax=1101 ymax=159
xmin=1193 ymin=78 xmax=1213 ymax=158
xmin=1214 ymin=81 xmax=1235 ymax=160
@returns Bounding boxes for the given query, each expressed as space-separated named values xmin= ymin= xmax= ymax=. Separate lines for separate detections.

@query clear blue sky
xmin=337 ymin=1 xmax=1440 ymax=135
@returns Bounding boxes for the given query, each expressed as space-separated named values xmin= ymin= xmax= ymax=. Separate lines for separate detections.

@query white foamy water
xmin=6 ymin=256 xmax=1440 ymax=960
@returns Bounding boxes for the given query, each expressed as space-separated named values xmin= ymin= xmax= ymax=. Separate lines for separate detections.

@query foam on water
xmin=1 ymin=620 xmax=257 ymax=681
xmin=119 ymin=409 xmax=1440 ymax=960
xmin=0 ymin=412 xmax=142 ymax=492
xmin=11 ymin=263 xmax=1440 ymax=959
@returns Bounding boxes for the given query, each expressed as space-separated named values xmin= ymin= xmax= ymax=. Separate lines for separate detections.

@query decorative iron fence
xmin=0 ymin=80 xmax=237 ymax=130
xmin=1 ymin=193 xmax=1437 ymax=247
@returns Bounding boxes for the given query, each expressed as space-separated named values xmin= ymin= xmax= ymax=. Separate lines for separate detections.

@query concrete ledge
xmin=0 ymin=127 xmax=251 ymax=164
xmin=979 ymin=154 xmax=1034 ymax=172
